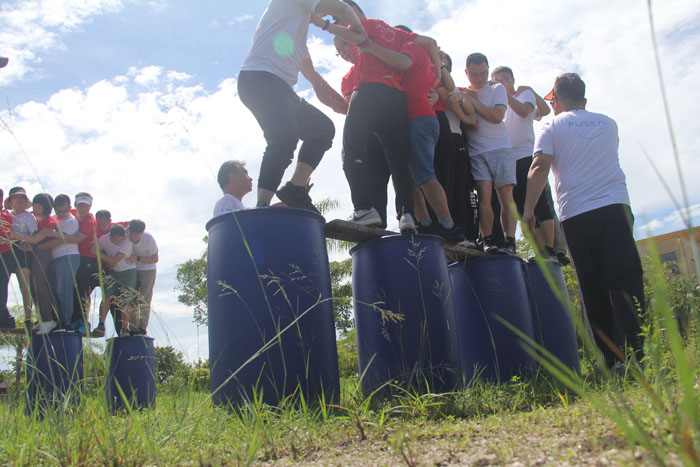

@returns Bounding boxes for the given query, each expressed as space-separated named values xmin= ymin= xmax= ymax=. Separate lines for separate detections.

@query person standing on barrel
xmin=238 ymin=0 xmax=366 ymax=213
xmin=523 ymin=73 xmax=645 ymax=369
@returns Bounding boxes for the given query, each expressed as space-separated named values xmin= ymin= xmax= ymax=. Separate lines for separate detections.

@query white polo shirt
xmin=131 ymin=231 xmax=158 ymax=271
xmin=240 ymin=0 xmax=319 ymax=88
xmin=213 ymin=194 xmax=245 ymax=217
xmin=98 ymin=234 xmax=135 ymax=273
xmin=504 ymin=89 xmax=537 ymax=160
xmin=465 ymin=82 xmax=512 ymax=156
xmin=534 ymin=108 xmax=630 ymax=221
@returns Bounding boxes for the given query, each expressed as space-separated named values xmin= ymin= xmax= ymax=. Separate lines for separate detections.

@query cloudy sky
xmin=1 ymin=0 xmax=698 ymax=363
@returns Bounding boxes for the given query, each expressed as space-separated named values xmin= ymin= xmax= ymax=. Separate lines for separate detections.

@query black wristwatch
xmin=322 ymin=19 xmax=330 ymax=31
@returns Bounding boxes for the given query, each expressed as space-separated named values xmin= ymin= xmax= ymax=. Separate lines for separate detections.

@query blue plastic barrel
xmin=26 ymin=333 xmax=83 ymax=413
xmin=450 ymin=255 xmax=537 ymax=384
xmin=105 ymin=336 xmax=156 ymax=410
xmin=206 ymin=208 xmax=339 ymax=407
xmin=526 ymin=259 xmax=580 ymax=373
xmin=351 ymin=234 xmax=458 ymax=395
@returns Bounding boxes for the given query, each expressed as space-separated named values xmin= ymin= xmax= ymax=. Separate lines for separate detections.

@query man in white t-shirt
xmin=213 ymin=160 xmax=253 ymax=216
xmin=523 ymin=73 xmax=644 ymax=368
xmin=93 ymin=224 xmax=136 ymax=338
xmin=491 ymin=66 xmax=557 ymax=258
xmin=126 ymin=219 xmax=158 ymax=335
xmin=238 ymin=0 xmax=365 ymax=212
xmin=460 ymin=53 xmax=517 ymax=254
xmin=47 ymin=195 xmax=81 ymax=330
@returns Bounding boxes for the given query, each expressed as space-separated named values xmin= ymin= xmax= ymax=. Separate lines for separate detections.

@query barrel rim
xmin=206 ymin=206 xmax=324 ymax=232
xmin=349 ymin=233 xmax=445 ymax=255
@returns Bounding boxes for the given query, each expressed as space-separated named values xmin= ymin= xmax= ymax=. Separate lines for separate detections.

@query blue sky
xmin=1 ymin=0 xmax=699 ymax=364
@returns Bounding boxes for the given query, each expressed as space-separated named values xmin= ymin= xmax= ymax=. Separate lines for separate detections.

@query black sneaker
xmin=276 ymin=182 xmax=320 ymax=214
xmin=433 ymin=224 xmax=465 ymax=244
xmin=497 ymin=237 xmax=518 ymax=256
xmin=484 ymin=244 xmax=499 ymax=255
xmin=92 ymin=322 xmax=106 ymax=337
xmin=416 ymin=222 xmax=438 ymax=235
xmin=556 ymin=252 xmax=571 ymax=266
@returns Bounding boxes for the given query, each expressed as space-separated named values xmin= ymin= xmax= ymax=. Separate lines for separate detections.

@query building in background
xmin=637 ymin=227 xmax=700 ymax=277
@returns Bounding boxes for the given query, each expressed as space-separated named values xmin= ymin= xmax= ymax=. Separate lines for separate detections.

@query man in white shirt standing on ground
xmin=460 ymin=53 xmax=517 ymax=254
xmin=127 ymin=219 xmax=158 ymax=335
xmin=523 ymin=73 xmax=644 ymax=368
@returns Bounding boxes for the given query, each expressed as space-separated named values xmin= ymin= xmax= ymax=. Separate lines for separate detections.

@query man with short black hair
xmin=93 ymin=224 xmax=136 ymax=337
xmin=491 ymin=65 xmax=556 ymax=258
xmin=523 ymin=73 xmax=644 ymax=367
xmin=460 ymin=54 xmax=517 ymax=254
xmin=126 ymin=219 xmax=158 ymax=335
xmin=213 ymin=160 xmax=253 ymax=216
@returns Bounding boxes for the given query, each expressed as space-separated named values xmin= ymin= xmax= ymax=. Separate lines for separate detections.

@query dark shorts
xmin=513 ymin=156 xmax=555 ymax=222
xmin=12 ymin=245 xmax=32 ymax=269
xmin=0 ymin=249 xmax=17 ymax=276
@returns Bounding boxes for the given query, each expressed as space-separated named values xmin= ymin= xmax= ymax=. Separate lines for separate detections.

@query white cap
xmin=75 ymin=194 xmax=93 ymax=206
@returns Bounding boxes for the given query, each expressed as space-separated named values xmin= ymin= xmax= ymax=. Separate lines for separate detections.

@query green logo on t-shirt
xmin=274 ymin=32 xmax=294 ymax=58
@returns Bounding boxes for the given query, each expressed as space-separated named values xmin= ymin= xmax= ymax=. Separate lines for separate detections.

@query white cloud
xmin=0 ymin=0 xmax=134 ymax=85
xmin=232 ymin=14 xmax=254 ymax=23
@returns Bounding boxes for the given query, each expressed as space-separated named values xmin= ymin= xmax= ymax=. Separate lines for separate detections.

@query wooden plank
xmin=324 ymin=219 xmax=483 ymax=261
xmin=0 ymin=328 xmax=25 ymax=335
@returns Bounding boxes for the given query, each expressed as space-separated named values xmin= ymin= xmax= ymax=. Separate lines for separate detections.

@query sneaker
xmin=348 ymin=207 xmax=382 ymax=227
xmin=50 ymin=323 xmax=66 ymax=333
xmin=484 ymin=244 xmax=499 ymax=255
xmin=0 ymin=316 xmax=16 ymax=329
xmin=458 ymin=239 xmax=481 ymax=250
xmin=73 ymin=321 xmax=88 ymax=336
xmin=275 ymin=182 xmax=320 ymax=214
xmin=24 ymin=319 xmax=33 ymax=331
xmin=399 ymin=213 xmax=416 ymax=234
xmin=119 ymin=328 xmax=130 ymax=338
xmin=497 ymin=237 xmax=518 ymax=256
xmin=433 ymin=224 xmax=465 ymax=244
xmin=61 ymin=322 xmax=74 ymax=332
xmin=556 ymin=252 xmax=571 ymax=266
xmin=92 ymin=322 xmax=106 ymax=337
xmin=36 ymin=320 xmax=58 ymax=335
xmin=129 ymin=328 xmax=147 ymax=336
xmin=416 ymin=222 xmax=438 ymax=235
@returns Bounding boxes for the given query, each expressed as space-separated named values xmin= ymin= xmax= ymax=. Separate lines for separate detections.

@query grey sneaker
xmin=348 ymin=207 xmax=382 ymax=227
xmin=399 ymin=213 xmax=417 ymax=234
xmin=92 ymin=322 xmax=106 ymax=337
xmin=35 ymin=320 xmax=58 ymax=335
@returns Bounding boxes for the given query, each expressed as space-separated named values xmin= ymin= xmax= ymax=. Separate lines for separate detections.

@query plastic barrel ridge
xmin=452 ymin=255 xmax=538 ymax=383
xmin=527 ymin=259 xmax=581 ymax=373
xmin=351 ymin=234 xmax=458 ymax=396
xmin=206 ymin=208 xmax=340 ymax=408
xmin=105 ymin=336 xmax=156 ymax=411
xmin=26 ymin=332 xmax=83 ymax=414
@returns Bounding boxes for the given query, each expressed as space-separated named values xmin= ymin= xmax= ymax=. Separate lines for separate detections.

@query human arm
xmin=100 ymin=251 xmax=125 ymax=266
xmin=437 ymin=49 xmax=455 ymax=91
xmin=507 ymin=94 xmax=535 ymax=118
xmin=516 ymin=85 xmax=550 ymax=118
xmin=412 ymin=35 xmax=441 ymax=87
xmin=357 ymin=39 xmax=412 ymax=71
xmin=522 ymin=153 xmax=553 ymax=230
xmin=312 ymin=0 xmax=366 ymax=44
xmin=300 ymin=58 xmax=349 ymax=114
xmin=439 ymin=88 xmax=478 ymax=126
xmin=462 ymin=88 xmax=507 ymax=124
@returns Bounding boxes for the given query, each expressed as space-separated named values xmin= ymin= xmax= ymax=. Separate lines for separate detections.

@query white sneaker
xmin=348 ymin=207 xmax=382 ymax=227
xmin=458 ymin=239 xmax=480 ymax=250
xmin=399 ymin=213 xmax=417 ymax=234
xmin=36 ymin=320 xmax=57 ymax=335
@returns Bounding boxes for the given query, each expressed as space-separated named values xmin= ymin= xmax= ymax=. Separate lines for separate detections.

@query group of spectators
xmin=223 ymin=0 xmax=647 ymax=369
xmin=0 ymin=188 xmax=158 ymax=337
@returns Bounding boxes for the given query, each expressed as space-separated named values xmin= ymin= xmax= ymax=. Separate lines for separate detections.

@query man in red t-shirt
xmin=68 ymin=192 xmax=100 ymax=334
xmin=335 ymin=1 xmax=440 ymax=233
xmin=0 ymin=188 xmax=17 ymax=328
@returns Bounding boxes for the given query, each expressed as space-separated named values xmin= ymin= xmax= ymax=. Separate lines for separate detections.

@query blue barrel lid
xmin=349 ymin=233 xmax=445 ymax=255
xmin=206 ymin=206 xmax=325 ymax=231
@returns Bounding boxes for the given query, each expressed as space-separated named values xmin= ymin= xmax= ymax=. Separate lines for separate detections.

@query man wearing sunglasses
xmin=523 ymin=73 xmax=644 ymax=369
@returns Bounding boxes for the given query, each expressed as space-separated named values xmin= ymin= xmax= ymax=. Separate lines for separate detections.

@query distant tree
xmin=175 ymin=236 xmax=208 ymax=326
xmin=154 ymin=346 xmax=190 ymax=384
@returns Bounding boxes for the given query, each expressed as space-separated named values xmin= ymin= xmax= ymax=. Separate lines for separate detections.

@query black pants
xmin=513 ymin=156 xmax=555 ymax=221
xmin=0 ymin=249 xmax=13 ymax=322
xmin=72 ymin=256 xmax=99 ymax=323
xmin=343 ymin=134 xmax=391 ymax=228
xmin=344 ymin=82 xmax=414 ymax=219
xmin=562 ymin=203 xmax=645 ymax=366
xmin=238 ymin=70 xmax=335 ymax=192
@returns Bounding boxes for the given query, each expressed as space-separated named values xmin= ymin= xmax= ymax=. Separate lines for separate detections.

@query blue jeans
xmin=408 ymin=116 xmax=439 ymax=185
xmin=50 ymin=254 xmax=80 ymax=325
